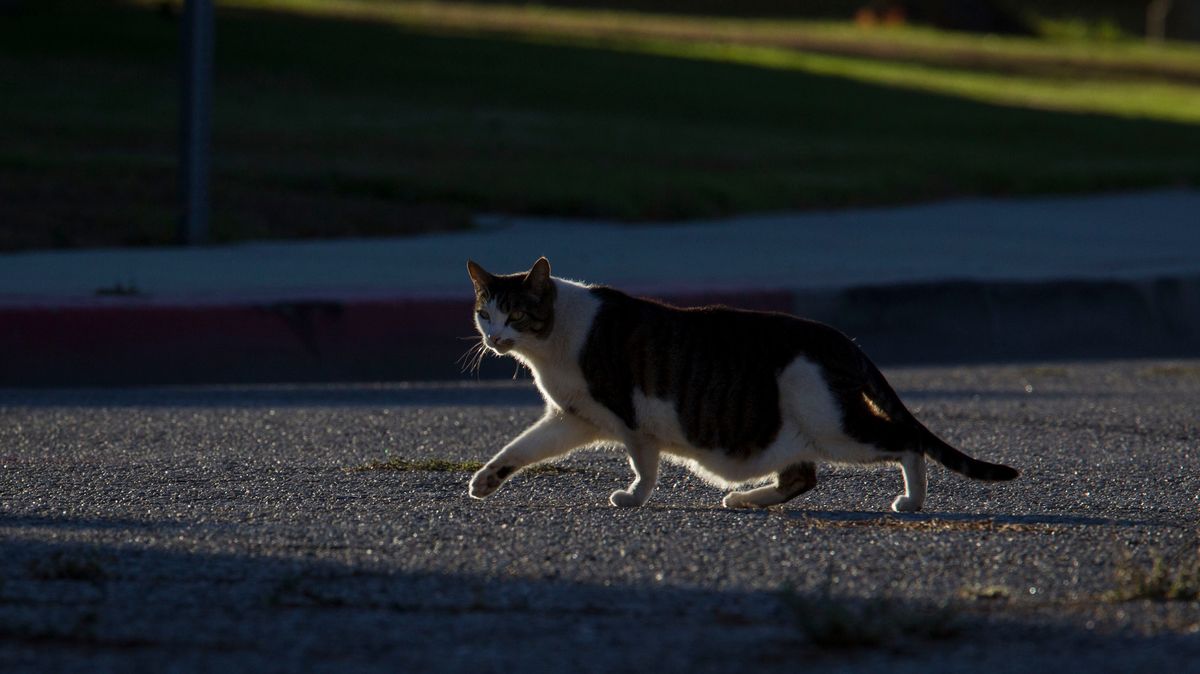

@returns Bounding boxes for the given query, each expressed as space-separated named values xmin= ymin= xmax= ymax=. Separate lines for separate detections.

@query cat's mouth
xmin=487 ymin=337 xmax=516 ymax=354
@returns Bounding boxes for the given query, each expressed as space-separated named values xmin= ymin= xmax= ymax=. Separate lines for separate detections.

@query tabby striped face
xmin=467 ymin=258 xmax=556 ymax=355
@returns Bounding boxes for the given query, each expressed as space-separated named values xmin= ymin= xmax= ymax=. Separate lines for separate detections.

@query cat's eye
xmin=508 ymin=310 xmax=526 ymax=322
xmin=477 ymin=310 xmax=490 ymax=321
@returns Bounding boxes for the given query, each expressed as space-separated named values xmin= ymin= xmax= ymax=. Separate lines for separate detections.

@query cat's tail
xmin=917 ymin=427 xmax=1019 ymax=482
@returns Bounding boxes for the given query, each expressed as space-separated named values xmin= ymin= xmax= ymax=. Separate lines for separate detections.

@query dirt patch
xmin=778 ymin=512 xmax=1060 ymax=533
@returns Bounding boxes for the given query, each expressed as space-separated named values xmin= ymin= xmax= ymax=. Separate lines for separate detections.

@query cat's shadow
xmin=509 ymin=501 xmax=1160 ymax=528
xmin=759 ymin=508 xmax=1157 ymax=528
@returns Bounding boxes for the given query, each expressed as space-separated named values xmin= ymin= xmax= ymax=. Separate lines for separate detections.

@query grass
xmin=352 ymin=457 xmax=486 ymax=473
xmin=186 ymin=0 xmax=1200 ymax=126
xmin=351 ymin=457 xmax=581 ymax=474
xmin=1138 ymin=363 xmax=1200 ymax=380
xmin=1106 ymin=546 xmax=1200 ymax=602
xmin=267 ymin=574 xmax=350 ymax=608
xmin=222 ymin=1 xmax=1200 ymax=101
xmin=26 ymin=551 xmax=109 ymax=583
xmin=779 ymin=584 xmax=961 ymax=649
xmin=3 ymin=1 xmax=1200 ymax=249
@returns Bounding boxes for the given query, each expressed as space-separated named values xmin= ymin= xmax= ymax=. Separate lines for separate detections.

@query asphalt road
xmin=1 ymin=361 xmax=1199 ymax=672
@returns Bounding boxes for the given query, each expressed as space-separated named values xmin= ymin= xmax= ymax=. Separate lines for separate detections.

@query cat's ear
xmin=467 ymin=260 xmax=493 ymax=294
xmin=525 ymin=257 xmax=551 ymax=293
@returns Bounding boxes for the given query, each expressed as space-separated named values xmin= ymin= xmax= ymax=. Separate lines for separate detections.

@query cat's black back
xmin=578 ymin=286 xmax=910 ymax=458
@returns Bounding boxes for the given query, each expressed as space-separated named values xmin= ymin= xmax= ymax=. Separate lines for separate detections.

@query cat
xmin=465 ymin=257 xmax=1017 ymax=512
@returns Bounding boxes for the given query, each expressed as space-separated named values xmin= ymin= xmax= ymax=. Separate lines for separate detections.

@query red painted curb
xmin=4 ymin=277 xmax=1198 ymax=386
xmin=0 ymin=288 xmax=795 ymax=386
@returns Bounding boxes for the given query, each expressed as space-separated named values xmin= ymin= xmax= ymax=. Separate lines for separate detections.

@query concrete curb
xmin=3 ymin=276 xmax=1198 ymax=386
xmin=792 ymin=274 xmax=1200 ymax=364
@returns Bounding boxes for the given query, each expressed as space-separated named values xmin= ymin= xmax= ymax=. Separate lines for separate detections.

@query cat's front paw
xmin=609 ymin=489 xmax=645 ymax=508
xmin=721 ymin=491 xmax=760 ymax=509
xmin=469 ymin=464 xmax=515 ymax=499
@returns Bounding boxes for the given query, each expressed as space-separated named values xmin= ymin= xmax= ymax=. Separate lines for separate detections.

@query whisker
xmin=455 ymin=342 xmax=478 ymax=366
xmin=457 ymin=339 xmax=487 ymax=372
xmin=465 ymin=338 xmax=487 ymax=372
xmin=471 ymin=343 xmax=490 ymax=378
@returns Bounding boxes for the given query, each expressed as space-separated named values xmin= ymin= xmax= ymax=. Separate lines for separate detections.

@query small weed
xmin=959 ymin=584 xmax=1011 ymax=601
xmin=0 ymin=610 xmax=101 ymax=644
xmin=350 ymin=457 xmax=580 ymax=474
xmin=1138 ymin=364 xmax=1200 ymax=380
xmin=267 ymin=575 xmax=348 ymax=608
xmin=27 ymin=551 xmax=108 ymax=582
xmin=265 ymin=575 xmax=303 ymax=607
xmin=779 ymin=585 xmax=960 ymax=650
xmin=94 ymin=282 xmax=143 ymax=297
xmin=71 ymin=610 xmax=100 ymax=639
xmin=1021 ymin=365 xmax=1069 ymax=378
xmin=1106 ymin=547 xmax=1200 ymax=602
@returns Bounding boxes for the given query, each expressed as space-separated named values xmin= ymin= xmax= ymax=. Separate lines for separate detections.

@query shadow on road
xmin=2 ymin=513 xmax=1196 ymax=671
xmin=780 ymin=509 xmax=1163 ymax=529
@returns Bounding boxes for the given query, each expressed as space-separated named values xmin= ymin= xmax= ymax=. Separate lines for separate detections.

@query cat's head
xmin=467 ymin=257 xmax=556 ymax=355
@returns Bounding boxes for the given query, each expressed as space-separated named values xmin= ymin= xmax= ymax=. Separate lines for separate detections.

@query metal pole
xmin=180 ymin=0 xmax=213 ymax=245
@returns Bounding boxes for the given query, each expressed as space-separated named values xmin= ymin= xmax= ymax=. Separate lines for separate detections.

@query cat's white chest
xmin=533 ymin=366 xmax=587 ymax=410
xmin=533 ymin=365 xmax=625 ymax=436
xmin=518 ymin=280 xmax=630 ymax=436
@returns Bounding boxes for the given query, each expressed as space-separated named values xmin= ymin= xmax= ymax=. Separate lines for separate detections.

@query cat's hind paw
xmin=469 ymin=464 xmax=515 ymax=499
xmin=891 ymin=494 xmax=924 ymax=513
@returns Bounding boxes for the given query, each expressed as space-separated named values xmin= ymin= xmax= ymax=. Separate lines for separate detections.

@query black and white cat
xmin=466 ymin=257 xmax=1016 ymax=512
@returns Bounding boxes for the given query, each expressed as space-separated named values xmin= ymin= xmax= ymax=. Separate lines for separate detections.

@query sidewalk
xmin=2 ymin=189 xmax=1198 ymax=385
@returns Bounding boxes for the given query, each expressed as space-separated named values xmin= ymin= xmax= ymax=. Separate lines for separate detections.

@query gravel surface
xmin=2 ymin=361 xmax=1199 ymax=672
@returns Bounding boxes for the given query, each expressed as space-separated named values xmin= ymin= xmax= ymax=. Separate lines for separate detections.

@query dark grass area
xmin=1 ymin=1 xmax=1199 ymax=250
xmin=362 ymin=0 xmax=1148 ymax=30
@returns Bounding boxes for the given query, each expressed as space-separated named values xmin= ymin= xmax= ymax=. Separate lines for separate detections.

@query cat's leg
xmin=610 ymin=442 xmax=660 ymax=508
xmin=891 ymin=451 xmax=927 ymax=513
xmin=469 ymin=411 xmax=599 ymax=499
xmin=722 ymin=461 xmax=817 ymax=509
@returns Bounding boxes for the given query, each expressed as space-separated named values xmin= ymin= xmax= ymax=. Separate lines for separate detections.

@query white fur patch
xmin=778 ymin=357 xmax=886 ymax=464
